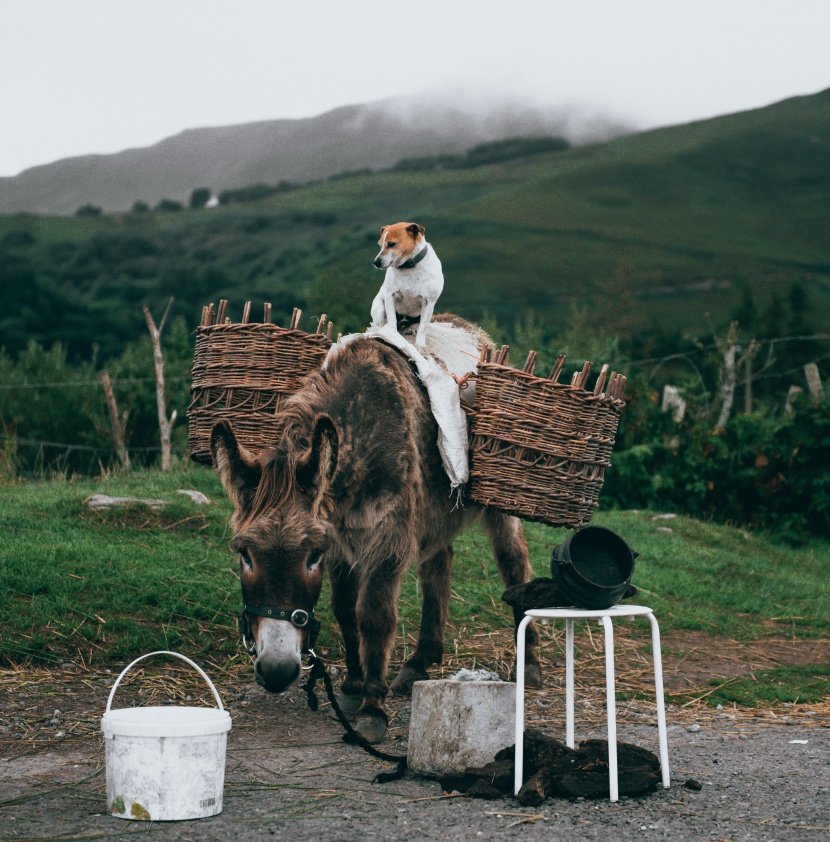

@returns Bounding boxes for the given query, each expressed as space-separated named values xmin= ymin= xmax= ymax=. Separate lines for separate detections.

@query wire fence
xmin=1 ymin=332 xmax=827 ymax=479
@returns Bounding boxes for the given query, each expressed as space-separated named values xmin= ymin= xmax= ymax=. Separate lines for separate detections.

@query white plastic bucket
xmin=101 ymin=650 xmax=232 ymax=822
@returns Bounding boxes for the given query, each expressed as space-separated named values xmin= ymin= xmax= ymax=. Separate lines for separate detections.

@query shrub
xmin=75 ymin=204 xmax=102 ymax=217
xmin=189 ymin=187 xmax=211 ymax=209
xmin=155 ymin=198 xmax=183 ymax=212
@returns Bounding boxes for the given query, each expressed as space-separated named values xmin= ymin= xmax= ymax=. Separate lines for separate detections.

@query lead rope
xmin=301 ymin=652 xmax=408 ymax=783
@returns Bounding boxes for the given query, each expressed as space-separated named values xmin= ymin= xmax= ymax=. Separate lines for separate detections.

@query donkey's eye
xmin=238 ymin=549 xmax=253 ymax=570
xmin=306 ymin=550 xmax=323 ymax=573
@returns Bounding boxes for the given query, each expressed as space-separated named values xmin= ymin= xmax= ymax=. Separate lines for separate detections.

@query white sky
xmin=1 ymin=0 xmax=828 ymax=177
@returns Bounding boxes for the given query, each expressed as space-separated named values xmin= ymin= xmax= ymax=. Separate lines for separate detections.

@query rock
xmin=407 ymin=680 xmax=516 ymax=776
xmin=176 ymin=489 xmax=211 ymax=505
xmin=86 ymin=494 xmax=165 ymax=511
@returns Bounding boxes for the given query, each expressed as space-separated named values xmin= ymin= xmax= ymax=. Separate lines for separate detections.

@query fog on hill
xmin=0 ymin=97 xmax=634 ymax=215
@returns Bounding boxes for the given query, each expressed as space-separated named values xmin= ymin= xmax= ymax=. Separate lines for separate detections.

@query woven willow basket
xmin=467 ymin=349 xmax=626 ymax=528
xmin=187 ymin=303 xmax=332 ymax=465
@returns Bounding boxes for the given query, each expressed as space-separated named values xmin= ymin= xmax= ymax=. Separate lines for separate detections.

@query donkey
xmin=211 ymin=333 xmax=542 ymax=743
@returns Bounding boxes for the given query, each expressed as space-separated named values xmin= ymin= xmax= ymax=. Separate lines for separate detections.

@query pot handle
xmin=104 ymin=650 xmax=225 ymax=714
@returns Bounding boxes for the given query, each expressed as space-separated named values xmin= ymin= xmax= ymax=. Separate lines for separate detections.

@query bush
xmin=603 ymin=391 xmax=830 ymax=541
xmin=189 ymin=187 xmax=211 ymax=209
xmin=75 ymin=204 xmax=102 ymax=217
xmin=155 ymin=198 xmax=183 ymax=212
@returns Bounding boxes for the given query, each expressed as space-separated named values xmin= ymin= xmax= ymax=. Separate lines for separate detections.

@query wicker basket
xmin=187 ymin=303 xmax=332 ymax=465
xmin=467 ymin=349 xmax=626 ymax=528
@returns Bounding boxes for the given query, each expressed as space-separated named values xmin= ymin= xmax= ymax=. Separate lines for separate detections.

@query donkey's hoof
xmin=353 ymin=712 xmax=388 ymax=744
xmin=334 ymin=692 xmax=362 ymax=721
xmin=524 ymin=664 xmax=543 ymax=689
xmin=390 ymin=665 xmax=429 ymax=696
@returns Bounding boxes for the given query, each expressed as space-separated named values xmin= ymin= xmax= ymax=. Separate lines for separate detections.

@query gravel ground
xmin=1 ymin=675 xmax=828 ymax=842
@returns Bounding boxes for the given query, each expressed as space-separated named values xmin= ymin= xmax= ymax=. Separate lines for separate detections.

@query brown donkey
xmin=211 ymin=335 xmax=542 ymax=743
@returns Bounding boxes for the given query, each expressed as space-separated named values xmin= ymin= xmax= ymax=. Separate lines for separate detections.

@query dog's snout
xmin=373 ymin=256 xmax=383 ymax=268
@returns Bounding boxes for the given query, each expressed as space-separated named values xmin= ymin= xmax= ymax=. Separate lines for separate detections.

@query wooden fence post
xmin=143 ymin=299 xmax=177 ymax=471
xmin=100 ymin=371 xmax=130 ymax=468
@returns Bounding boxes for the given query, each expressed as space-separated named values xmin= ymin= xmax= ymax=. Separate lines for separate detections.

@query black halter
xmin=238 ymin=603 xmax=321 ymax=656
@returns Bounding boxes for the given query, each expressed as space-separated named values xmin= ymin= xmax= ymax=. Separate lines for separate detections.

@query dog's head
xmin=373 ymin=222 xmax=426 ymax=269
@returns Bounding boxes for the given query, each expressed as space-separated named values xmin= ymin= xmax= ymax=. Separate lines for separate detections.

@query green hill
xmin=1 ymin=89 xmax=829 ymax=360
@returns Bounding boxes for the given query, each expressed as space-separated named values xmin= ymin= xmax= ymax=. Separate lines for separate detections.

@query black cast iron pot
xmin=551 ymin=526 xmax=637 ymax=610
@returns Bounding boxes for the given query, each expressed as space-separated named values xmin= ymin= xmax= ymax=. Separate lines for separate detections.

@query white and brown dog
xmin=370 ymin=222 xmax=444 ymax=346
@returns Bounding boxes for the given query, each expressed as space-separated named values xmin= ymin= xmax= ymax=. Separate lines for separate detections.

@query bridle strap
xmin=244 ymin=604 xmax=315 ymax=626
xmin=238 ymin=604 xmax=321 ymax=655
xmin=301 ymin=651 xmax=407 ymax=783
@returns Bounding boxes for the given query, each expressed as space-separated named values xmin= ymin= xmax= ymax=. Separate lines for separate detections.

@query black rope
xmin=301 ymin=652 xmax=408 ymax=783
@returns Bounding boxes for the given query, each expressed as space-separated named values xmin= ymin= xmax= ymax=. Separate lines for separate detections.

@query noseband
xmin=238 ymin=603 xmax=321 ymax=657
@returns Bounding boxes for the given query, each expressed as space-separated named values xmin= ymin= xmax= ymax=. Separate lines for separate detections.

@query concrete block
xmin=407 ymin=680 xmax=516 ymax=776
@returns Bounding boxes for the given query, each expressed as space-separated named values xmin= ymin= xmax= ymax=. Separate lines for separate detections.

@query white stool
xmin=514 ymin=605 xmax=670 ymax=801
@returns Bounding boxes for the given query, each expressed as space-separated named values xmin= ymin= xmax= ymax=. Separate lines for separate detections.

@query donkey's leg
xmin=390 ymin=544 xmax=453 ymax=695
xmin=329 ymin=557 xmax=363 ymax=718
xmin=482 ymin=508 xmax=543 ymax=688
xmin=353 ymin=560 xmax=404 ymax=744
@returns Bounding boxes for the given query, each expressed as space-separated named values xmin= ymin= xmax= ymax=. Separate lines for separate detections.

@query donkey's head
xmin=211 ymin=416 xmax=338 ymax=693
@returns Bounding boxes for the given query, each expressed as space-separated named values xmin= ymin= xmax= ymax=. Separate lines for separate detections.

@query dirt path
xmin=1 ymin=633 xmax=828 ymax=841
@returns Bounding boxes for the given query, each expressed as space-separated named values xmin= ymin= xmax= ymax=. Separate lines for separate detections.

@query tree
xmin=189 ymin=187 xmax=211 ymax=209
xmin=155 ymin=198 xmax=183 ymax=213
xmin=75 ymin=204 xmax=102 ymax=217
xmin=130 ymin=200 xmax=149 ymax=213
xmin=142 ymin=300 xmax=177 ymax=470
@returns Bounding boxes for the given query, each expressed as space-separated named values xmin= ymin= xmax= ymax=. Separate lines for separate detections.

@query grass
xmin=705 ymin=665 xmax=830 ymax=707
xmin=1 ymin=467 xmax=828 ymax=709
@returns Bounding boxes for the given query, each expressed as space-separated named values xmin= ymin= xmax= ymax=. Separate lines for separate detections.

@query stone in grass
xmin=85 ymin=491 xmax=211 ymax=511
xmin=176 ymin=489 xmax=212 ymax=505
xmin=86 ymin=494 xmax=165 ymax=511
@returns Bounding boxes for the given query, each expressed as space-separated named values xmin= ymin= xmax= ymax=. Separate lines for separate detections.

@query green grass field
xmin=2 ymin=467 xmax=828 ymax=706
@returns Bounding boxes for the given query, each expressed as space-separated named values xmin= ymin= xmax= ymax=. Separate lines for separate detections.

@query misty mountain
xmin=0 ymin=99 xmax=632 ymax=215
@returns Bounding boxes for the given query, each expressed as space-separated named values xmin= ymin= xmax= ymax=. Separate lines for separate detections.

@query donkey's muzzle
xmin=255 ymin=657 xmax=301 ymax=693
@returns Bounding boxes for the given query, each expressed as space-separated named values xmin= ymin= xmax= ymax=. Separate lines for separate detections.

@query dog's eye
xmin=386 ymin=241 xmax=396 ymax=248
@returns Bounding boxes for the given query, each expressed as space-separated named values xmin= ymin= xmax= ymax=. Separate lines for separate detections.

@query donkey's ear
xmin=211 ymin=421 xmax=262 ymax=511
xmin=296 ymin=413 xmax=339 ymax=517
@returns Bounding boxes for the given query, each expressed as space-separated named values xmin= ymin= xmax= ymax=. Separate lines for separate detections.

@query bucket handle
xmin=105 ymin=650 xmax=225 ymax=715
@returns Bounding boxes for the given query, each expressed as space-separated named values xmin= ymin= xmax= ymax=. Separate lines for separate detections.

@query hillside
xmin=1 ymin=88 xmax=828 ymax=362
xmin=0 ymin=99 xmax=630 ymax=215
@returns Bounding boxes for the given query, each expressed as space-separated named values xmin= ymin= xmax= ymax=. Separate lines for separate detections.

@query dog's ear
xmin=379 ymin=225 xmax=389 ymax=236
xmin=407 ymin=223 xmax=425 ymax=238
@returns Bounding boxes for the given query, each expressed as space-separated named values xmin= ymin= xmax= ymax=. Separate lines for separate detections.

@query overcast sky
xmin=1 ymin=0 xmax=828 ymax=177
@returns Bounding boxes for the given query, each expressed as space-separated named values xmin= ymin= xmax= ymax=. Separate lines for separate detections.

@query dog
xmin=370 ymin=222 xmax=444 ymax=347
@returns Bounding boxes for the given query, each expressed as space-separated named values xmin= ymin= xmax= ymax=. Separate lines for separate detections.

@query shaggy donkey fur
xmin=212 ymin=335 xmax=542 ymax=744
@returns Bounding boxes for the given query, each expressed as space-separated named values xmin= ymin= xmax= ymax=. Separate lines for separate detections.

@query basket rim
xmin=474 ymin=361 xmax=626 ymax=407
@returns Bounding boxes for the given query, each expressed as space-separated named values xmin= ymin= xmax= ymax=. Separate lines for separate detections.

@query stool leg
xmin=514 ymin=614 xmax=532 ymax=796
xmin=647 ymin=611 xmax=671 ymax=788
xmin=565 ymin=618 xmax=575 ymax=749
xmin=601 ymin=616 xmax=619 ymax=802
